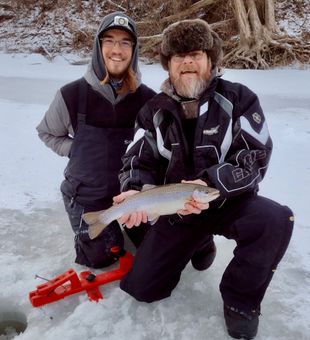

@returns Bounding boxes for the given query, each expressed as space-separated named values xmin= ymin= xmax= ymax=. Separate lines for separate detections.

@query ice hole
xmin=0 ymin=304 xmax=27 ymax=339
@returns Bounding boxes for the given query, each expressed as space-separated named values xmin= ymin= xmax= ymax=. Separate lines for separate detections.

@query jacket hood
xmin=90 ymin=11 xmax=141 ymax=84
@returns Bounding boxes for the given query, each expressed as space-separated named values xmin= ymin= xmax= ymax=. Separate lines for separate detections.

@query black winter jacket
xmin=119 ymin=77 xmax=272 ymax=206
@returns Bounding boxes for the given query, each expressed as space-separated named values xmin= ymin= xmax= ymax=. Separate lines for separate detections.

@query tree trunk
xmin=223 ymin=0 xmax=309 ymax=69
xmin=264 ymin=0 xmax=277 ymax=32
xmin=233 ymin=0 xmax=252 ymax=47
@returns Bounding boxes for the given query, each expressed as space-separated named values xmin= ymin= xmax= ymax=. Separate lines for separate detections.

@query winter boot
xmin=224 ymin=305 xmax=260 ymax=339
xmin=191 ymin=236 xmax=216 ymax=271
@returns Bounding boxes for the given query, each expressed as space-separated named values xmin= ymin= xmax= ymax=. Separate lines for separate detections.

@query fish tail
xmin=88 ymin=222 xmax=109 ymax=240
xmin=82 ymin=210 xmax=106 ymax=225
xmin=82 ymin=209 xmax=110 ymax=239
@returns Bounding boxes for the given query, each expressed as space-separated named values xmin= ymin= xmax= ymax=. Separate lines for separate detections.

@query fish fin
xmin=147 ymin=214 xmax=159 ymax=225
xmin=88 ymin=222 xmax=108 ymax=240
xmin=141 ymin=184 xmax=157 ymax=191
xmin=82 ymin=209 xmax=106 ymax=225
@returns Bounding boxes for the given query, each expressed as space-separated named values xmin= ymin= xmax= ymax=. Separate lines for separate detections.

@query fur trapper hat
xmin=160 ymin=19 xmax=222 ymax=70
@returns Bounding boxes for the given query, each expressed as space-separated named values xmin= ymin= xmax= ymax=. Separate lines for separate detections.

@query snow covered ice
xmin=0 ymin=53 xmax=309 ymax=339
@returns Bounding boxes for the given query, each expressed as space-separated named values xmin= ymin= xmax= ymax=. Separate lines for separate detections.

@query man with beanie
xmin=114 ymin=19 xmax=294 ymax=339
xmin=36 ymin=12 xmax=155 ymax=268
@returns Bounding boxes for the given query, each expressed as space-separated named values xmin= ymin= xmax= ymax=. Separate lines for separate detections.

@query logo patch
xmin=252 ymin=112 xmax=262 ymax=124
xmin=203 ymin=125 xmax=220 ymax=136
xmin=114 ymin=16 xmax=129 ymax=28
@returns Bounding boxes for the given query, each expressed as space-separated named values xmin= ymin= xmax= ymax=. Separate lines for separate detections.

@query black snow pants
xmin=62 ymin=192 xmax=124 ymax=268
xmin=120 ymin=193 xmax=294 ymax=314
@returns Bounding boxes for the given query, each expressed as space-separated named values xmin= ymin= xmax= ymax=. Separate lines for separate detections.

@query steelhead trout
xmin=82 ymin=183 xmax=220 ymax=240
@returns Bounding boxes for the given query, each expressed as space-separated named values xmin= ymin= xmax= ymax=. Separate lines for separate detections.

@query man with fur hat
xmin=114 ymin=19 xmax=294 ymax=339
xmin=36 ymin=12 xmax=155 ymax=268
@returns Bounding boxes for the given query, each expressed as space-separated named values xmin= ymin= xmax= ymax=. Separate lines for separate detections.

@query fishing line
xmin=35 ymin=274 xmax=67 ymax=295
xmin=35 ymin=274 xmax=51 ymax=282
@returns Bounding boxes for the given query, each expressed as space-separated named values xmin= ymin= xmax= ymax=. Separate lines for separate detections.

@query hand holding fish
xmin=113 ymin=179 xmax=212 ymax=228
xmin=82 ymin=182 xmax=220 ymax=239
xmin=113 ymin=190 xmax=148 ymax=228
xmin=176 ymin=179 xmax=211 ymax=216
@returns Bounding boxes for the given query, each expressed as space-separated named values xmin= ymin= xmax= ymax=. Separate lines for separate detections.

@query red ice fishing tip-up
xmin=29 ymin=248 xmax=133 ymax=307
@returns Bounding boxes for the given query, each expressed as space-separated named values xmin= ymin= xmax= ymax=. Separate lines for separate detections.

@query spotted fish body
xmin=82 ymin=183 xmax=220 ymax=240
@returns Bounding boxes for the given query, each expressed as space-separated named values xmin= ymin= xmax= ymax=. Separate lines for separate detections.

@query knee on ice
xmin=120 ymin=279 xmax=170 ymax=303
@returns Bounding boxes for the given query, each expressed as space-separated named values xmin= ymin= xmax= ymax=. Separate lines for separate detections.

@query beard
xmin=171 ymin=73 xmax=207 ymax=99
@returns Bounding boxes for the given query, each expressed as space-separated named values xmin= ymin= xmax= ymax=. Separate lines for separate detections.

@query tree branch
xmin=136 ymin=0 xmax=217 ymax=27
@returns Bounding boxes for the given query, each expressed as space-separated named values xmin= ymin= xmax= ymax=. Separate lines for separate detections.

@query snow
xmin=276 ymin=1 xmax=310 ymax=36
xmin=0 ymin=53 xmax=310 ymax=339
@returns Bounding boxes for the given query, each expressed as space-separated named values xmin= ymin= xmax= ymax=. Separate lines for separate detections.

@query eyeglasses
xmin=100 ymin=37 xmax=134 ymax=50
xmin=171 ymin=51 xmax=205 ymax=63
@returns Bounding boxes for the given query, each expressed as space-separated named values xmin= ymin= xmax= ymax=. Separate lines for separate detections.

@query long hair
xmin=101 ymin=66 xmax=138 ymax=94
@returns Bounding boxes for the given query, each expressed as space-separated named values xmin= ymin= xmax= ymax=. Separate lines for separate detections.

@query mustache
xmin=180 ymin=66 xmax=197 ymax=73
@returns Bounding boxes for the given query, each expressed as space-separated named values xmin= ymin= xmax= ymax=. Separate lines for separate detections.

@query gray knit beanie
xmin=160 ymin=19 xmax=222 ymax=70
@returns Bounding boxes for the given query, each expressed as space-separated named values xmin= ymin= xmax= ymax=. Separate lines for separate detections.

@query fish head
xmin=192 ymin=186 xmax=220 ymax=203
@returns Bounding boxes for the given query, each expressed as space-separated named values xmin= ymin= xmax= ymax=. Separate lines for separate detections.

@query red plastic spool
xmin=29 ymin=250 xmax=133 ymax=307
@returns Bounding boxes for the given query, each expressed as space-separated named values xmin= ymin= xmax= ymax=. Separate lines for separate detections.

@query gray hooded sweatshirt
xmin=36 ymin=12 xmax=145 ymax=157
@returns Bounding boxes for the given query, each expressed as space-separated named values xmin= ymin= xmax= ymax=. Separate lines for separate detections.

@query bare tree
xmin=138 ymin=0 xmax=309 ymax=68
xmin=222 ymin=0 xmax=310 ymax=68
xmin=2 ymin=0 xmax=309 ymax=68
